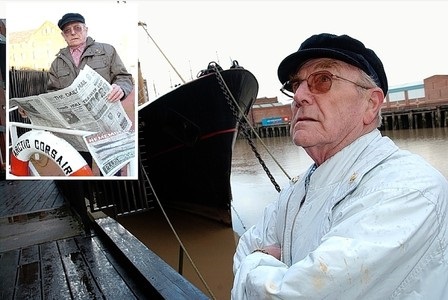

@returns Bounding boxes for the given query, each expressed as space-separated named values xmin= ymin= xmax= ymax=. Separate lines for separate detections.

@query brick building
xmin=9 ymin=21 xmax=66 ymax=71
xmin=384 ymin=75 xmax=448 ymax=109
xmin=382 ymin=75 xmax=448 ymax=129
xmin=247 ymin=97 xmax=291 ymax=137
xmin=249 ymin=96 xmax=291 ymax=125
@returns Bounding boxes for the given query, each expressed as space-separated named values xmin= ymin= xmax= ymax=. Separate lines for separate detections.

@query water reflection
xmin=231 ymin=127 xmax=448 ymax=235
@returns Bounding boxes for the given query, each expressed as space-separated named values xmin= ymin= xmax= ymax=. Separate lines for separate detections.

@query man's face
xmin=289 ymin=59 xmax=371 ymax=163
xmin=61 ymin=22 xmax=88 ymax=47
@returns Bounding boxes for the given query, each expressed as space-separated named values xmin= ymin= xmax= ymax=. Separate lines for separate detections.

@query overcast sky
xmin=138 ymin=0 xmax=448 ymax=102
xmin=3 ymin=0 xmax=447 ymax=103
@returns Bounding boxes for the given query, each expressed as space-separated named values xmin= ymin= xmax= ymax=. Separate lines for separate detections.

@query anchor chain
xmin=239 ymin=121 xmax=281 ymax=193
xmin=210 ymin=62 xmax=282 ymax=193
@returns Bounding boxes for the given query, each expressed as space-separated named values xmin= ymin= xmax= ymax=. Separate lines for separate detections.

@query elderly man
xmin=46 ymin=13 xmax=133 ymax=171
xmin=48 ymin=13 xmax=133 ymax=102
xmin=232 ymin=33 xmax=448 ymax=299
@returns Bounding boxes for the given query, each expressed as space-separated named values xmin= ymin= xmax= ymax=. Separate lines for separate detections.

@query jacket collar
xmin=308 ymin=129 xmax=398 ymax=194
xmin=58 ymin=36 xmax=97 ymax=57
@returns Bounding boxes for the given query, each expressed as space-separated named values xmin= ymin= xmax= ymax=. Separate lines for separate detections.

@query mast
xmin=138 ymin=21 xmax=186 ymax=84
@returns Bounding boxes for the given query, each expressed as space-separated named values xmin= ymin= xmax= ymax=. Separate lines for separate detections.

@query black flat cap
xmin=58 ymin=13 xmax=85 ymax=30
xmin=277 ymin=33 xmax=388 ymax=95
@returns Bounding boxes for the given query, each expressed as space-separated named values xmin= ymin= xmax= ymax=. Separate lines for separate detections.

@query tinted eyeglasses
xmin=280 ymin=70 xmax=371 ymax=98
xmin=62 ymin=25 xmax=85 ymax=36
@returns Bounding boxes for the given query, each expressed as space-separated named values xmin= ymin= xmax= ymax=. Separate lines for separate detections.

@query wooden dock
xmin=0 ymin=180 xmax=65 ymax=218
xmin=0 ymin=179 xmax=209 ymax=299
xmin=0 ymin=234 xmax=152 ymax=299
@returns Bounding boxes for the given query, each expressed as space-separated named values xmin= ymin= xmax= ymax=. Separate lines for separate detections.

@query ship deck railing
xmin=8 ymin=105 xmax=137 ymax=177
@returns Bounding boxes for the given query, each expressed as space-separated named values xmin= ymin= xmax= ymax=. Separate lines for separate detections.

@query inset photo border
xmin=5 ymin=1 xmax=138 ymax=180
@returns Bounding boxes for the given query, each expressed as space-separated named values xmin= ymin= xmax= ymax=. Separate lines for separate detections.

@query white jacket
xmin=232 ymin=130 xmax=448 ymax=299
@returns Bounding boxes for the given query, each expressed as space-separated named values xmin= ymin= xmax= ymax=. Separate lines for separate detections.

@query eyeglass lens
xmin=281 ymin=71 xmax=334 ymax=97
xmin=291 ymin=72 xmax=333 ymax=95
xmin=63 ymin=25 xmax=83 ymax=35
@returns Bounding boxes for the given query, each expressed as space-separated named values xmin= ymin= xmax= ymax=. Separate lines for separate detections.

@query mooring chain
xmin=240 ymin=122 xmax=281 ymax=192
xmin=211 ymin=63 xmax=282 ymax=193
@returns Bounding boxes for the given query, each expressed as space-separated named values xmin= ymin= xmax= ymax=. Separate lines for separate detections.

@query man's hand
xmin=107 ymin=84 xmax=125 ymax=102
xmin=264 ymin=245 xmax=281 ymax=260
xmin=255 ymin=245 xmax=281 ymax=260
xmin=18 ymin=107 xmax=28 ymax=118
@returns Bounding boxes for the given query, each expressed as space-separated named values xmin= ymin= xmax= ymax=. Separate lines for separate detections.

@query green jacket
xmin=47 ymin=36 xmax=133 ymax=99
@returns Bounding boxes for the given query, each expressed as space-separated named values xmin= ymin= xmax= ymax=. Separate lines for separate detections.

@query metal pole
xmin=178 ymin=245 xmax=184 ymax=275
xmin=138 ymin=21 xmax=186 ymax=84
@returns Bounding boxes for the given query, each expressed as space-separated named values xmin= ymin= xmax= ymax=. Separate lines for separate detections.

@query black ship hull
xmin=138 ymin=64 xmax=258 ymax=225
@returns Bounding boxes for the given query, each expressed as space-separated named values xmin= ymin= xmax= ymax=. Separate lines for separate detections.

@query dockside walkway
xmin=0 ymin=179 xmax=209 ymax=299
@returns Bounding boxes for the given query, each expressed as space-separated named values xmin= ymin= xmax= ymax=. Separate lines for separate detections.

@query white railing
xmin=8 ymin=106 xmax=136 ymax=177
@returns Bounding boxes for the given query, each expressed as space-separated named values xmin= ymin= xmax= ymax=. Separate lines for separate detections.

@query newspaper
xmin=83 ymin=130 xmax=135 ymax=176
xmin=10 ymin=65 xmax=134 ymax=176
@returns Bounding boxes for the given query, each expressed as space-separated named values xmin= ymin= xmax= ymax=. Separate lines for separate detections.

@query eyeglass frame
xmin=62 ymin=24 xmax=86 ymax=36
xmin=280 ymin=70 xmax=372 ymax=98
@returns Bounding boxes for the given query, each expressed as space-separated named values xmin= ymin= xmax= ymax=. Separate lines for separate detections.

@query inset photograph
xmin=6 ymin=1 xmax=138 ymax=179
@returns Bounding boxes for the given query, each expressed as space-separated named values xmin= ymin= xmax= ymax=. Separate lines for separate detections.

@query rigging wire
xmin=138 ymin=21 xmax=186 ymax=84
xmin=142 ymin=166 xmax=217 ymax=300
xmin=138 ymin=22 xmax=216 ymax=298
xmin=231 ymin=203 xmax=247 ymax=232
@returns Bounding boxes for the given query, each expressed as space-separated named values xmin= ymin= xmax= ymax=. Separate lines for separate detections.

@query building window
xmin=407 ymin=88 xmax=425 ymax=99
xmin=389 ymin=91 xmax=405 ymax=102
